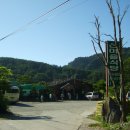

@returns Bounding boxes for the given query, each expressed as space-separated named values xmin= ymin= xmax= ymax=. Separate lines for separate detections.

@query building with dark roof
xmin=50 ymin=79 xmax=93 ymax=100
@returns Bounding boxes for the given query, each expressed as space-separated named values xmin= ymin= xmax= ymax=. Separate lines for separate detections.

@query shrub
xmin=0 ymin=94 xmax=9 ymax=114
xmin=126 ymin=101 xmax=130 ymax=114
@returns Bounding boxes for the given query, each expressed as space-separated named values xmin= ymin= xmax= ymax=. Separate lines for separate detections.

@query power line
xmin=37 ymin=0 xmax=89 ymax=25
xmin=0 ymin=0 xmax=71 ymax=42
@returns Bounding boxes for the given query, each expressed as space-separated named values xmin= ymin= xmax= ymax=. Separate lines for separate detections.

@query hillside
xmin=68 ymin=47 xmax=130 ymax=71
xmin=0 ymin=47 xmax=129 ymax=84
xmin=68 ymin=54 xmax=103 ymax=71
xmin=0 ymin=57 xmax=61 ymax=82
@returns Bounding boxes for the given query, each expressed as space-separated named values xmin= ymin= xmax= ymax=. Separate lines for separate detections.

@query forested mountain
xmin=68 ymin=48 xmax=130 ymax=71
xmin=0 ymin=57 xmax=62 ymax=83
xmin=0 ymin=57 xmax=104 ymax=84
xmin=67 ymin=54 xmax=103 ymax=71
xmin=0 ymin=47 xmax=129 ymax=84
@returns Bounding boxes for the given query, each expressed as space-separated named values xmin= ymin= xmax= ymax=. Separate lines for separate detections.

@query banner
xmin=106 ymin=41 xmax=120 ymax=86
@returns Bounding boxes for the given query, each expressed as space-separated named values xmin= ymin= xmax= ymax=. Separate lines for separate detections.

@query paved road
xmin=0 ymin=101 xmax=97 ymax=130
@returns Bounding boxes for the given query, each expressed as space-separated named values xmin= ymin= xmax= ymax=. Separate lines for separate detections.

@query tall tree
xmin=89 ymin=0 xmax=129 ymax=122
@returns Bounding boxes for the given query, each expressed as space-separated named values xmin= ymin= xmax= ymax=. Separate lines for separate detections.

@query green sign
xmin=106 ymin=41 xmax=120 ymax=86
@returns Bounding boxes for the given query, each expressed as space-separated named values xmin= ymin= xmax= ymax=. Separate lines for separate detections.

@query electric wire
xmin=37 ymin=0 xmax=89 ymax=25
xmin=0 ymin=0 xmax=71 ymax=42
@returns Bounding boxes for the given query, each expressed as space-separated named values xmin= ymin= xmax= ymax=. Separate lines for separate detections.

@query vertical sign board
xmin=106 ymin=41 xmax=120 ymax=87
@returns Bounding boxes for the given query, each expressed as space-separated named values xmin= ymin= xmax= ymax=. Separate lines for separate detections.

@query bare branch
xmin=106 ymin=0 xmax=122 ymax=64
xmin=91 ymin=40 xmax=105 ymax=65
xmin=89 ymin=33 xmax=105 ymax=43
xmin=103 ymin=34 xmax=114 ymax=40
xmin=95 ymin=16 xmax=107 ymax=64
xmin=89 ymin=33 xmax=98 ymax=44
xmin=123 ymin=41 xmax=127 ymax=47
xmin=116 ymin=0 xmax=120 ymax=16
xmin=106 ymin=0 xmax=117 ymax=43
xmin=120 ymin=5 xmax=129 ymax=24
xmin=90 ymin=16 xmax=107 ymax=65
xmin=116 ymin=0 xmax=129 ymax=44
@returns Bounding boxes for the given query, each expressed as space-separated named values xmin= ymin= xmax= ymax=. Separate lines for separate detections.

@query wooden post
xmin=106 ymin=67 xmax=108 ymax=97
xmin=105 ymin=42 xmax=108 ymax=97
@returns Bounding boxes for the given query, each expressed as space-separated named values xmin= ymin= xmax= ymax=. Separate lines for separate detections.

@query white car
xmin=85 ymin=92 xmax=99 ymax=100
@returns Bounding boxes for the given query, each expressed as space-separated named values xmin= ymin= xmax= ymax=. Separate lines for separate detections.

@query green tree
xmin=0 ymin=66 xmax=13 ymax=113
xmin=0 ymin=66 xmax=12 ymax=91
xmin=94 ymin=80 xmax=106 ymax=93
xmin=0 ymin=66 xmax=12 ymax=80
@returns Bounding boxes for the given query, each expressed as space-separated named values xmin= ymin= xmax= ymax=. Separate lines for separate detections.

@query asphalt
xmin=0 ymin=101 xmax=98 ymax=130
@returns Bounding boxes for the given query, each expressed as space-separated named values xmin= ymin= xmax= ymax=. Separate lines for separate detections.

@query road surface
xmin=0 ymin=101 xmax=97 ymax=130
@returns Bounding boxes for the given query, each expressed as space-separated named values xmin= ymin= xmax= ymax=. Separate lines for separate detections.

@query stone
xmin=102 ymin=97 xmax=121 ymax=123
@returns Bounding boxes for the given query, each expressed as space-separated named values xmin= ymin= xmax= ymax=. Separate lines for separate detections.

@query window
xmin=7 ymin=89 xmax=19 ymax=93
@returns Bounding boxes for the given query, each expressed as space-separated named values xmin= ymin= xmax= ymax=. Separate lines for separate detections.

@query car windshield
xmin=87 ymin=93 xmax=92 ymax=95
xmin=7 ymin=89 xmax=19 ymax=93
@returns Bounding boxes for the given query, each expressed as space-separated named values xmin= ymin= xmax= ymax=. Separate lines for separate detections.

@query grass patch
xmin=88 ymin=114 xmax=105 ymax=129
xmin=88 ymin=123 xmax=102 ymax=127
xmin=88 ymin=113 xmax=102 ymax=122
xmin=88 ymin=113 xmax=130 ymax=130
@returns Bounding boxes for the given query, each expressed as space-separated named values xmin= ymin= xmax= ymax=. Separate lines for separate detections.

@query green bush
xmin=0 ymin=94 xmax=9 ymax=113
xmin=126 ymin=101 xmax=130 ymax=114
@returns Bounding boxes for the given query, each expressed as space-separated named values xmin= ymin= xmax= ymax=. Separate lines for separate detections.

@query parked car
xmin=126 ymin=91 xmax=130 ymax=101
xmin=85 ymin=92 xmax=99 ymax=100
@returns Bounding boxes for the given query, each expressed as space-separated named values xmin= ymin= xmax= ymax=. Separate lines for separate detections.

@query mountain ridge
xmin=0 ymin=47 xmax=129 ymax=83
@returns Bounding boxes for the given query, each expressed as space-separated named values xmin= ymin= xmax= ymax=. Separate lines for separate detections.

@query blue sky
xmin=0 ymin=0 xmax=130 ymax=66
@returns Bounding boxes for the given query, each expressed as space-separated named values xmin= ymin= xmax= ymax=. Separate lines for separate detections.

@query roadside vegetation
xmin=88 ymin=113 xmax=130 ymax=130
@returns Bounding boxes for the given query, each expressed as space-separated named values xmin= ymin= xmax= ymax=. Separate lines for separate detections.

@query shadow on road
xmin=11 ymin=102 xmax=34 ymax=107
xmin=8 ymin=114 xmax=53 ymax=120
